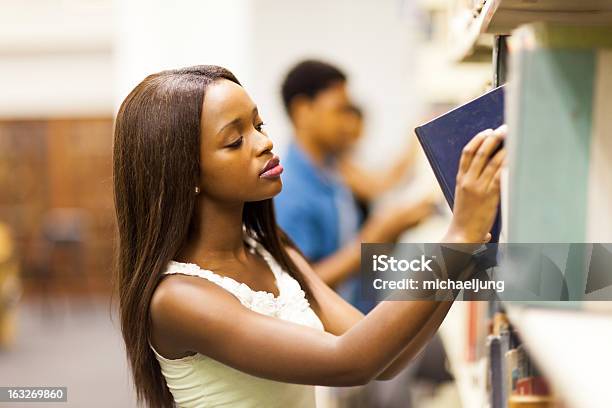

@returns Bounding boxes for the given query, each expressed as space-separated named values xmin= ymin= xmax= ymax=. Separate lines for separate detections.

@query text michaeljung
xmin=373 ymin=278 xmax=505 ymax=293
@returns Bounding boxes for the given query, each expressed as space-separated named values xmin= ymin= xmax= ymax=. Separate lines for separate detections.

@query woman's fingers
xmin=465 ymin=132 xmax=504 ymax=179
xmin=480 ymin=148 xmax=506 ymax=187
xmin=448 ymin=125 xmax=508 ymax=244
xmin=487 ymin=165 xmax=503 ymax=193
xmin=495 ymin=124 xmax=508 ymax=136
xmin=457 ymin=130 xmax=489 ymax=177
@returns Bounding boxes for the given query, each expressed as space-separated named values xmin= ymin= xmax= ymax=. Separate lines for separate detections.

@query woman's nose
xmin=255 ymin=131 xmax=273 ymax=155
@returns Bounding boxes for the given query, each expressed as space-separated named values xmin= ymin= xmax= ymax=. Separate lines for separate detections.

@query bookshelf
xmin=0 ymin=118 xmax=116 ymax=297
xmin=438 ymin=303 xmax=488 ymax=408
xmin=505 ymin=305 xmax=612 ymax=408
xmin=451 ymin=0 xmax=612 ymax=61
xmin=420 ymin=1 xmax=612 ymax=408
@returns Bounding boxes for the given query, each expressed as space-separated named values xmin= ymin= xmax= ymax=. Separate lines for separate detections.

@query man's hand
xmin=360 ymin=196 xmax=436 ymax=243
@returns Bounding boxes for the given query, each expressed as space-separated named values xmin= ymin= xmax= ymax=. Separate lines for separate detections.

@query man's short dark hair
xmin=281 ymin=60 xmax=347 ymax=117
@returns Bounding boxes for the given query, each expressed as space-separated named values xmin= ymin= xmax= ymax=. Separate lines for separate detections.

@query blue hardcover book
xmin=415 ymin=85 xmax=504 ymax=242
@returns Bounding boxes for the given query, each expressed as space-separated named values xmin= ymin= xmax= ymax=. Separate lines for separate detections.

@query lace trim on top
xmin=163 ymin=235 xmax=311 ymax=317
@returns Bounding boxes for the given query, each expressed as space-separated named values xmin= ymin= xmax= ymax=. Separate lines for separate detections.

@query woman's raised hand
xmin=444 ymin=125 xmax=507 ymax=244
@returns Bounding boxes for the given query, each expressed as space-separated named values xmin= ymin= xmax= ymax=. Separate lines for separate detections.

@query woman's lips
xmin=260 ymin=156 xmax=283 ymax=179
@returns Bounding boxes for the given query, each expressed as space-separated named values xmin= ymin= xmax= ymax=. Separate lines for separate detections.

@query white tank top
xmin=149 ymin=234 xmax=324 ymax=408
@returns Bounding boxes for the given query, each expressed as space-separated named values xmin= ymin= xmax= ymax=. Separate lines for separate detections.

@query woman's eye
xmin=227 ymin=136 xmax=243 ymax=148
xmin=255 ymin=122 xmax=266 ymax=132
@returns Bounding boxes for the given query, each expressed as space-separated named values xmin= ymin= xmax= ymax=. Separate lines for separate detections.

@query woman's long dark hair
xmin=112 ymin=65 xmax=312 ymax=408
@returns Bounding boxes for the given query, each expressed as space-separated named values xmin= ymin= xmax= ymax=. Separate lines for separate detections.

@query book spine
xmin=415 ymin=128 xmax=456 ymax=208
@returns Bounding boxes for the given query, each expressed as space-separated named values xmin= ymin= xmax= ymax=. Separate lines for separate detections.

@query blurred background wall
xmin=0 ymin=0 xmax=114 ymax=117
xmin=114 ymin=0 xmax=423 ymax=165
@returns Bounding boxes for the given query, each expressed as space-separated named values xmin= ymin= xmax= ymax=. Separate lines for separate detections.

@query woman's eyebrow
xmin=217 ymin=106 xmax=259 ymax=137
xmin=217 ymin=106 xmax=259 ymax=140
xmin=217 ymin=118 xmax=241 ymax=137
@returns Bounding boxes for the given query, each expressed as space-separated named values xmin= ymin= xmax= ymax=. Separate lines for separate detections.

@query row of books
xmin=486 ymin=311 xmax=557 ymax=408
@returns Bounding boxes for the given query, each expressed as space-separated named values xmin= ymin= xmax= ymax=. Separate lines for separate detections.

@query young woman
xmin=113 ymin=65 xmax=505 ymax=408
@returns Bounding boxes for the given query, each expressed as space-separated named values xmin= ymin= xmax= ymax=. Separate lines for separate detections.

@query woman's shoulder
xmin=150 ymin=272 xmax=244 ymax=341
xmin=151 ymin=270 xmax=242 ymax=320
xmin=151 ymin=266 xmax=268 ymax=357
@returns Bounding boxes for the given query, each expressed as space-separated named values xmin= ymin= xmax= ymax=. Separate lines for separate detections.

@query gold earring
xmin=194 ymin=186 xmax=200 ymax=194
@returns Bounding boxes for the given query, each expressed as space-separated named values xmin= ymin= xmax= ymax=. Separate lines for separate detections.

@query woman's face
xmin=199 ymin=79 xmax=282 ymax=203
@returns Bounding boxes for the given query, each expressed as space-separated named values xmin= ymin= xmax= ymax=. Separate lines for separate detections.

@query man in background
xmin=275 ymin=59 xmax=433 ymax=312
xmin=274 ymin=60 xmax=452 ymax=408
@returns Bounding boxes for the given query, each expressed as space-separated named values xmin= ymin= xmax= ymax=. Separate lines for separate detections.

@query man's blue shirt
xmin=275 ymin=142 xmax=375 ymax=313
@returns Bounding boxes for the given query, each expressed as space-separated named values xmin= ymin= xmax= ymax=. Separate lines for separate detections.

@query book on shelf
xmin=485 ymin=312 xmax=555 ymax=407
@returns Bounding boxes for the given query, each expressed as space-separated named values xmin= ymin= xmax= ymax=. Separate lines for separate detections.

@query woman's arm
xmin=151 ymin=274 xmax=449 ymax=386
xmin=289 ymin=125 xmax=506 ymax=380
xmin=151 ymin=126 xmax=505 ymax=387
xmin=375 ymin=300 xmax=454 ymax=380
xmin=287 ymin=245 xmax=459 ymax=381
